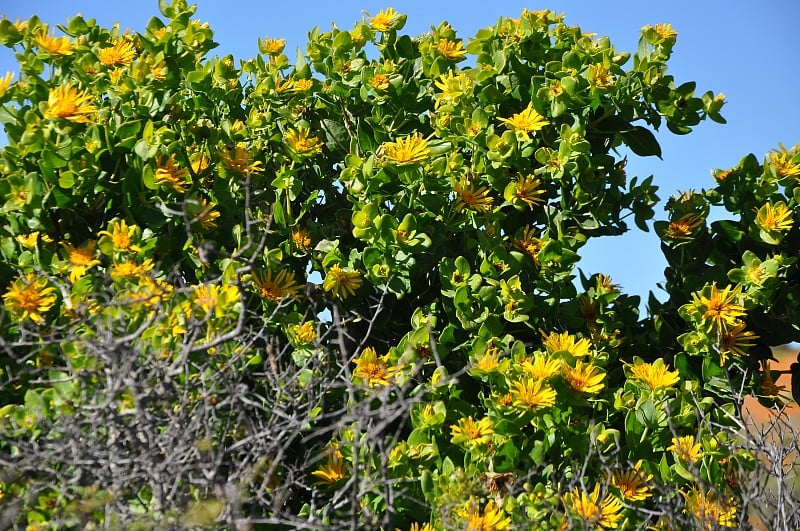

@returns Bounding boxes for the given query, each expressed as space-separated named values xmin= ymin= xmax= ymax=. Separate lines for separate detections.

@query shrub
xmin=0 ymin=2 xmax=798 ymax=529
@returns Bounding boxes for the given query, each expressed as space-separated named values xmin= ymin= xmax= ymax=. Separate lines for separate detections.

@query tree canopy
xmin=0 ymin=1 xmax=799 ymax=529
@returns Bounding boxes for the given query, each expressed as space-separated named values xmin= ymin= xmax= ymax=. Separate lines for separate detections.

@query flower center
xmin=18 ymin=289 xmax=43 ymax=312
xmin=70 ymin=249 xmax=95 ymax=266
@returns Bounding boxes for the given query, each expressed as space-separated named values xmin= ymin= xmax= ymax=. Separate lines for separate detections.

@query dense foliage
xmin=0 ymin=1 xmax=798 ymax=528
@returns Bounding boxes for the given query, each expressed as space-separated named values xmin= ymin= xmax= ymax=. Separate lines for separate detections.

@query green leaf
xmin=66 ymin=15 xmax=89 ymax=35
xmin=673 ymin=461 xmax=696 ymax=481
xmin=50 ymin=186 xmax=72 ymax=208
xmin=396 ymin=35 xmax=415 ymax=58
xmin=701 ymin=356 xmax=725 ymax=382
xmin=529 ymin=439 xmax=547 ymax=466
xmin=58 ymin=171 xmax=75 ymax=189
xmin=332 ymin=30 xmax=351 ymax=50
xmin=712 ymin=220 xmax=744 ymax=242
xmin=158 ymin=0 xmax=172 ymax=17
xmin=134 ymin=139 xmax=158 ymax=160
xmin=141 ymin=164 xmax=157 ymax=189
xmin=320 ymin=119 xmax=348 ymax=154
xmin=0 ymin=104 xmax=18 ymax=125
xmin=42 ymin=149 xmax=68 ymax=170
xmin=621 ymin=126 xmax=662 ymax=158
xmin=273 ymin=200 xmax=285 ymax=227
xmin=420 ymin=470 xmax=433 ymax=496
xmin=186 ymin=69 xmax=211 ymax=89
xmin=142 ymin=120 xmax=155 ymax=144
xmin=115 ymin=120 xmax=142 ymax=148
xmin=494 ymin=441 xmax=519 ymax=471
xmin=624 ymin=410 xmax=644 ymax=441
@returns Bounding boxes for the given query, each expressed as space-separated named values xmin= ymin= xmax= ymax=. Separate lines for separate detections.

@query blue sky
xmin=1 ymin=0 xmax=798 ymax=310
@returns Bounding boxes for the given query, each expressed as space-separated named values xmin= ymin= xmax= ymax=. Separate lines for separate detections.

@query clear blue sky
xmin=1 ymin=0 xmax=798 ymax=310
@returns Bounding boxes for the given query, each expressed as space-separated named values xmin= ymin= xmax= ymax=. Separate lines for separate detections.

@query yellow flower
xmin=353 ymin=346 xmax=397 ymax=387
xmin=542 ymin=330 xmax=591 ymax=358
xmin=681 ymin=486 xmax=737 ymax=530
xmin=450 ymin=416 xmax=494 ymax=448
xmin=563 ymin=360 xmax=605 ymax=394
xmin=3 ymin=273 xmax=57 ymax=325
xmin=692 ymin=283 xmax=746 ymax=332
xmin=627 ymin=358 xmax=680 ymax=390
xmin=62 ymin=240 xmax=100 ymax=282
xmin=219 ymin=143 xmax=264 ymax=174
xmin=285 ymin=127 xmax=323 ymax=157
xmin=514 ymin=226 xmax=543 ymax=266
xmin=767 ymin=143 xmax=800 ymax=179
xmin=369 ymin=8 xmax=402 ymax=32
xmin=108 ymin=67 xmax=126 ymax=86
xmin=291 ymin=228 xmax=312 ymax=252
xmin=745 ymin=262 xmax=766 ymax=285
xmin=98 ymin=38 xmax=136 ymax=67
xmin=589 ymin=64 xmax=615 ymax=87
xmin=562 ymin=484 xmax=623 ymax=529
xmin=155 ymin=154 xmax=191 ymax=193
xmin=36 ymin=31 xmax=74 ymax=56
xmin=663 ymin=213 xmax=704 ymax=241
xmin=596 ymin=273 xmax=620 ymax=294
xmin=98 ymin=219 xmax=140 ymax=252
xmin=380 ymin=133 xmax=430 ymax=166
xmin=510 ymin=377 xmax=556 ymax=409
xmin=506 ymin=174 xmax=545 ymax=209
xmin=192 ymin=284 xmax=222 ymax=315
xmin=493 ymin=392 xmax=513 ymax=407
xmin=714 ymin=168 xmax=733 ymax=183
xmin=418 ymin=403 xmax=437 ymax=424
xmin=548 ymin=81 xmax=564 ymax=98
xmin=275 ymin=75 xmax=294 ymax=93
xmin=252 ymin=268 xmax=301 ymax=302
xmin=755 ymin=202 xmax=793 ymax=232
xmin=191 ymin=198 xmax=221 ymax=230
xmin=436 ymin=39 xmax=467 ymax=60
xmin=147 ymin=57 xmax=168 ymax=81
xmin=650 ymin=23 xmax=677 ymax=41
xmin=9 ymin=18 xmax=29 ymax=33
xmin=0 ymin=72 xmax=14 ymax=95
xmin=110 ymin=258 xmax=154 ymax=282
xmin=311 ymin=443 xmax=347 ymax=486
xmin=260 ymin=37 xmax=286 ymax=55
xmin=370 ymin=73 xmax=389 ymax=91
xmin=292 ymin=78 xmax=313 ymax=92
xmin=454 ymin=179 xmax=494 ymax=213
xmin=15 ymin=232 xmax=40 ymax=249
xmin=290 ymin=321 xmax=317 ymax=344
xmin=610 ymin=462 xmax=653 ymax=502
xmin=190 ymin=152 xmax=210 ymax=175
xmin=150 ymin=27 xmax=168 ymax=40
xmin=43 ymin=84 xmax=97 ymax=123
xmin=404 ymin=523 xmax=435 ymax=531
xmin=323 ymin=264 xmax=362 ymax=299
xmin=473 ymin=345 xmax=501 ymax=373
xmin=457 ymin=498 xmax=511 ymax=531
xmin=668 ymin=435 xmax=702 ymax=464
xmin=719 ymin=322 xmax=757 ymax=363
xmin=498 ymin=102 xmax=549 ymax=141
xmin=521 ymin=352 xmax=560 ymax=380
xmin=434 ymin=70 xmax=471 ymax=107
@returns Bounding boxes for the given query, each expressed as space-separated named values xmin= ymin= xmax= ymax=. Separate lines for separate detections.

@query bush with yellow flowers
xmin=1 ymin=2 xmax=798 ymax=529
